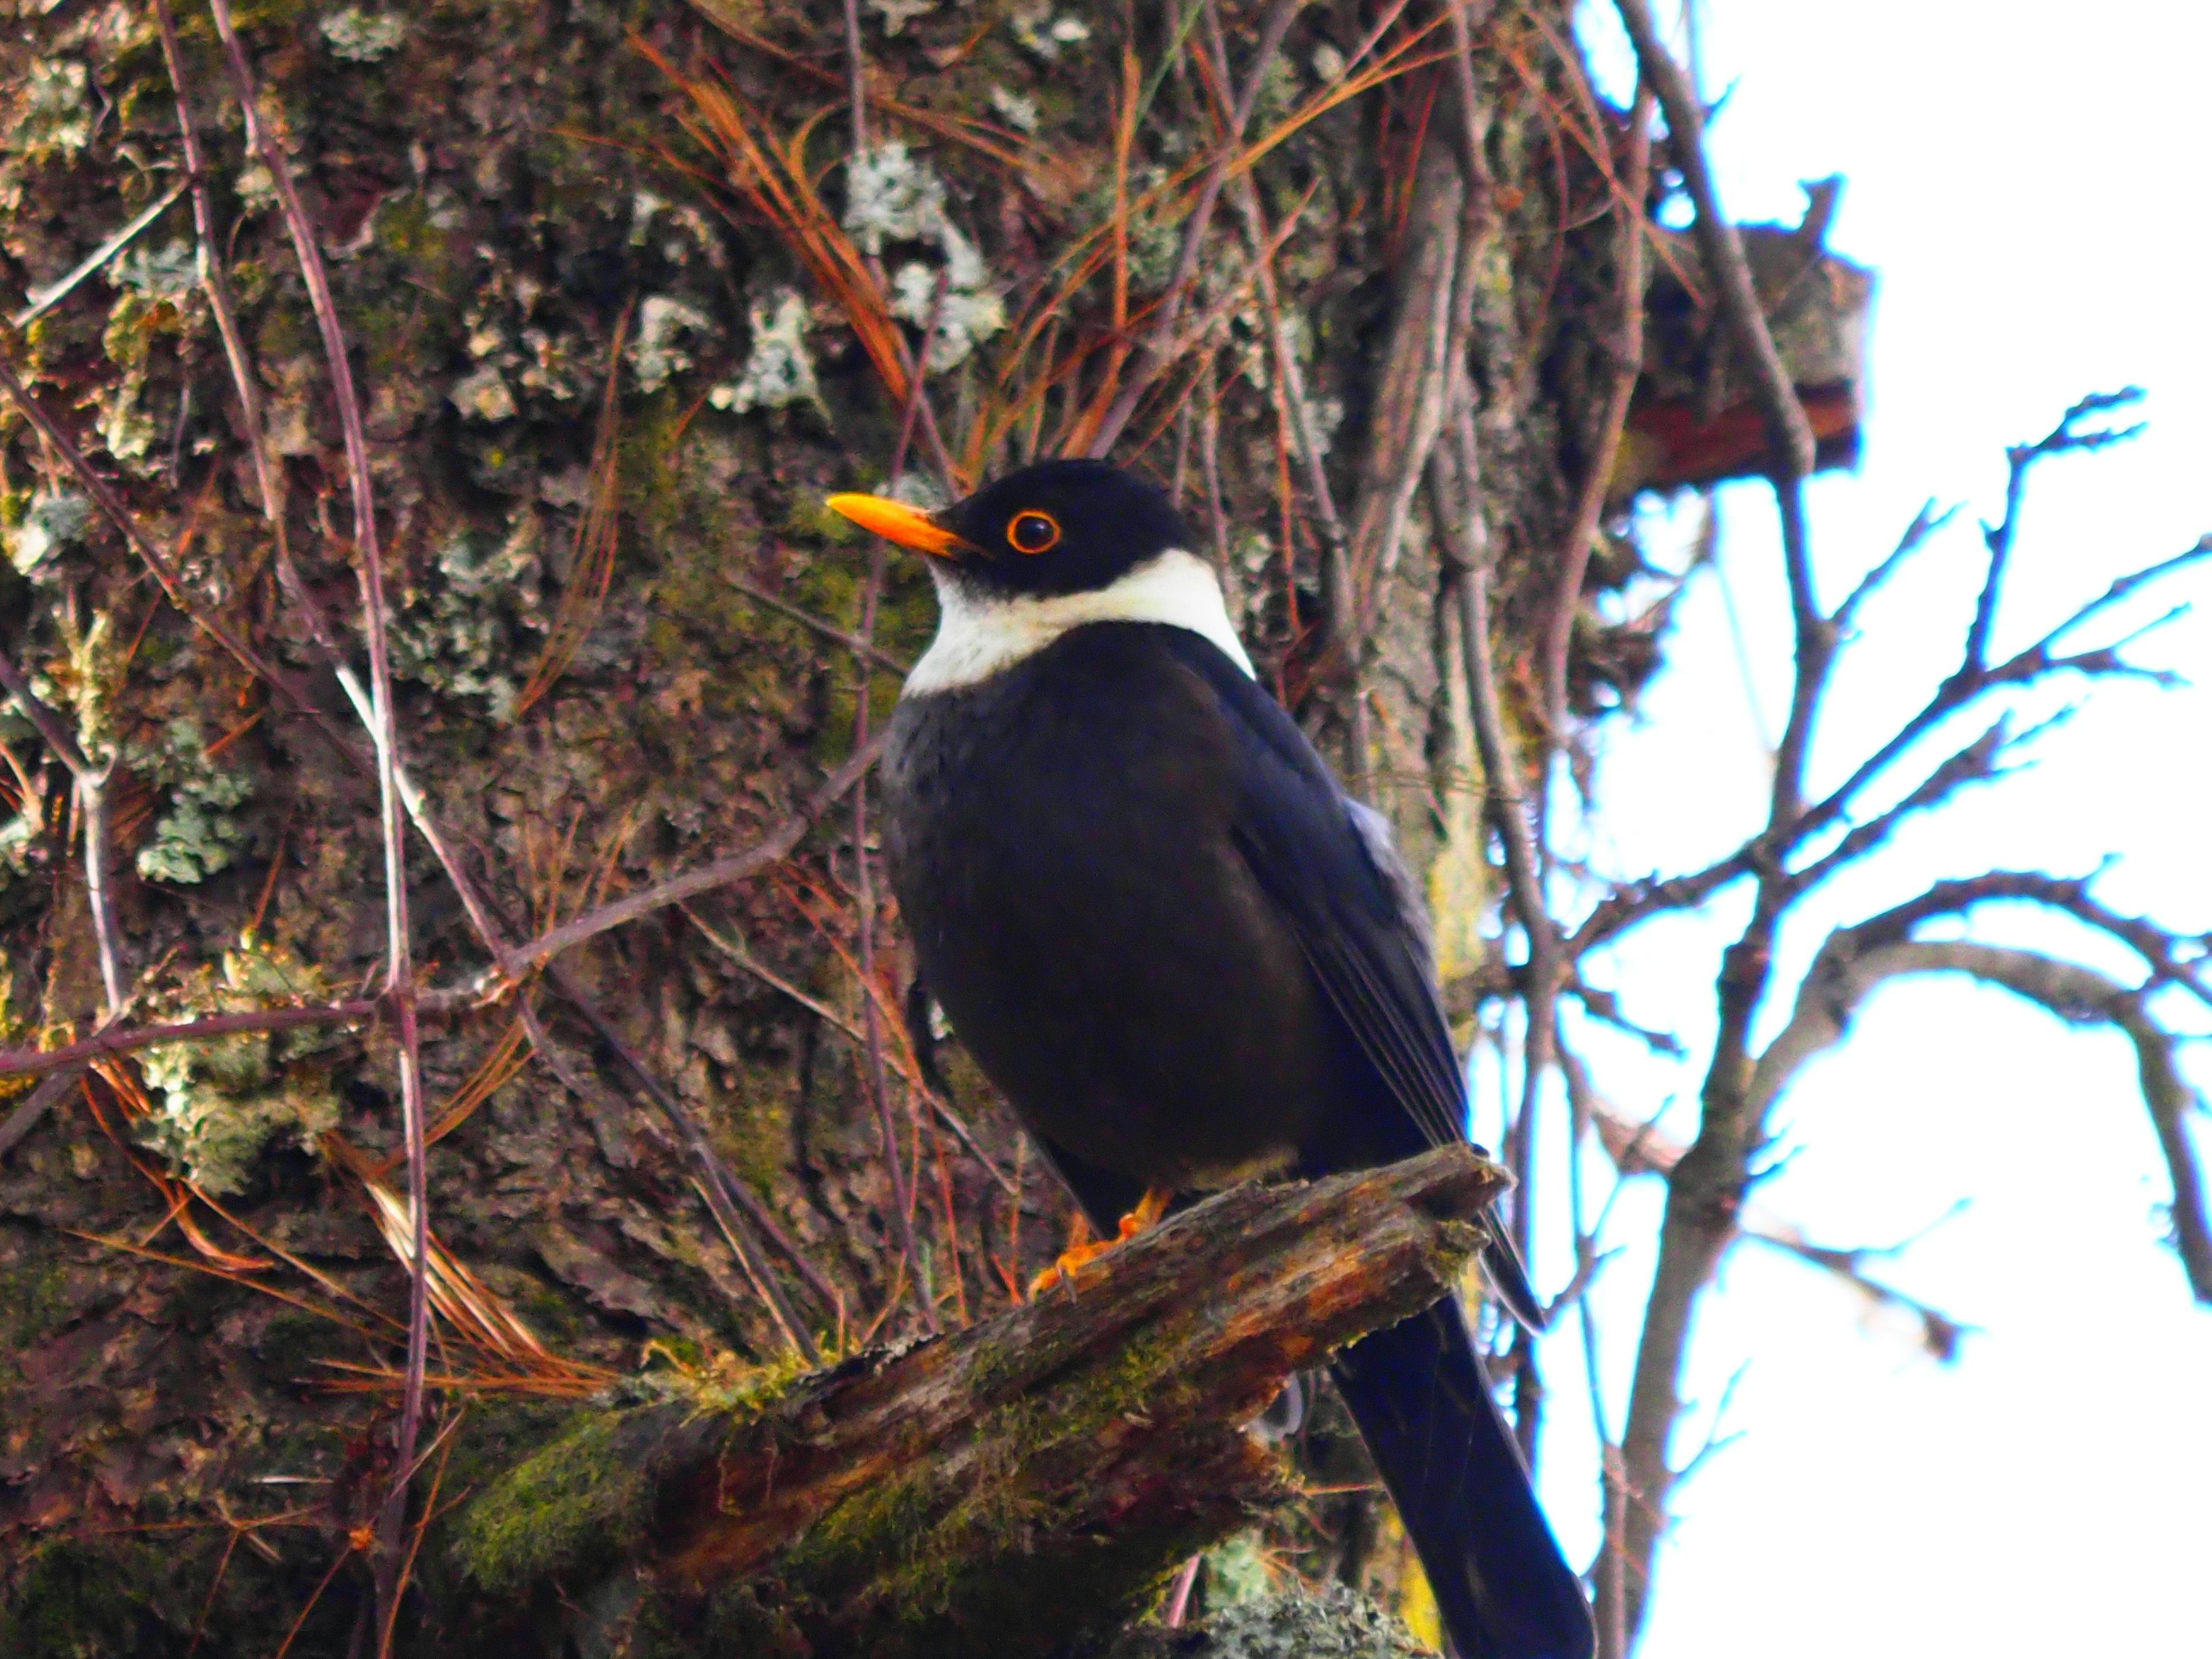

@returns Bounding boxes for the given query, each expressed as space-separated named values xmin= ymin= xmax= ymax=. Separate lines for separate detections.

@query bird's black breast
xmin=882 ymin=623 xmax=1349 ymax=1188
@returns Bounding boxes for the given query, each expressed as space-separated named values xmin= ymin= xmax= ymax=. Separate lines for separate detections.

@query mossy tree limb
xmin=452 ymin=1145 xmax=1506 ymax=1658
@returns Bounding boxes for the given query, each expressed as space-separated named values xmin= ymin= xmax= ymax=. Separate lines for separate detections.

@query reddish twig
xmin=202 ymin=5 xmax=427 ymax=1631
xmin=1083 ymin=0 xmax=1303 ymax=455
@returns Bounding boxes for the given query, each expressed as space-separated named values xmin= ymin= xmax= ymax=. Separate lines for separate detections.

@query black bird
xmin=829 ymin=460 xmax=1593 ymax=1659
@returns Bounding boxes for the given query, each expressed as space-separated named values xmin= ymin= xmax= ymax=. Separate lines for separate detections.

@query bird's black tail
xmin=1330 ymin=1296 xmax=1594 ymax=1659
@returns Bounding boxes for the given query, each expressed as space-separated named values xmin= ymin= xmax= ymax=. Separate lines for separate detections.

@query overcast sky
xmin=1522 ymin=6 xmax=2212 ymax=1654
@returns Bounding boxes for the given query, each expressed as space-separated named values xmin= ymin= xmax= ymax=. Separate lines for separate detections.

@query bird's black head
xmin=828 ymin=460 xmax=1193 ymax=599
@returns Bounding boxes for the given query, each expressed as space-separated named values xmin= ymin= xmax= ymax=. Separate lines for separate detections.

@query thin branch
xmin=0 ymin=999 xmax=386 ymax=1080
xmin=1611 ymin=0 xmax=1815 ymax=487
xmin=202 ymin=8 xmax=427 ymax=1626
xmin=1967 ymin=389 xmax=2146 ymax=671
xmin=0 ymin=642 xmax=93 ymax=776
xmin=0 ymin=353 xmax=309 ymax=713
xmin=549 ymin=975 xmax=821 ymax=1361
xmin=1431 ymin=407 xmax=1551 ymax=977
xmin=724 ymin=575 xmax=914 ymax=676
xmin=497 ymin=732 xmax=887 ymax=978
xmin=850 ymin=287 xmax=946 ymax=1336
xmin=1833 ymin=500 xmax=1955 ymax=632
xmin=1786 ymin=717 xmax=2009 ymax=894
xmin=1574 ymin=529 xmax=2212 ymax=960
xmin=1748 ymin=934 xmax=2210 ymax=1301
xmin=1226 ymin=153 xmax=1364 ymax=787
xmin=12 ymin=177 xmax=191 ymax=329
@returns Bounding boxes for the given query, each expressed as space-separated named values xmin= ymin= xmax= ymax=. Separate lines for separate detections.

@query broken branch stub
xmin=452 ymin=1145 xmax=1506 ymax=1657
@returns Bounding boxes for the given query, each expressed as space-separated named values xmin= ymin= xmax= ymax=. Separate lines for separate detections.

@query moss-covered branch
xmin=450 ymin=1145 xmax=1505 ymax=1658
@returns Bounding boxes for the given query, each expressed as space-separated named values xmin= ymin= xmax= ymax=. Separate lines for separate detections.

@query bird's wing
xmin=1159 ymin=632 xmax=1468 ymax=1154
xmin=1160 ymin=631 xmax=1548 ymax=1331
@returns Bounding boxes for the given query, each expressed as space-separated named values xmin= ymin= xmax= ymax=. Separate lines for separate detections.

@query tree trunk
xmin=0 ymin=1 xmax=1864 ymax=1652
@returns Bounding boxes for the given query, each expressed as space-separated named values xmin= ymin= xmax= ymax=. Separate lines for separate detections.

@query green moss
xmin=0 ymin=1261 xmax=69 ymax=1368
xmin=0 ymin=1540 xmax=187 ymax=1658
xmin=455 ymin=1361 xmax=808 ymax=1596
xmin=134 ymin=940 xmax=342 ymax=1196
xmin=450 ymin=1408 xmax=656 ymax=1592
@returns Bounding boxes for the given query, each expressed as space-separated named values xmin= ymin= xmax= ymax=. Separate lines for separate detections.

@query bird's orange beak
xmin=826 ymin=493 xmax=975 ymax=560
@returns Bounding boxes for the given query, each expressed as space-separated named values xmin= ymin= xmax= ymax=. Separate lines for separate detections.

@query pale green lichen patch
xmin=3 ymin=59 xmax=93 ymax=164
xmin=135 ymin=940 xmax=342 ymax=1196
xmin=4 ymin=491 xmax=90 ymax=578
xmin=630 ymin=295 xmax=716 ymax=394
xmin=843 ymin=145 xmax=1005 ymax=372
xmin=319 ymin=7 xmax=408 ymax=60
xmin=450 ymin=363 xmax=519 ymax=423
xmin=389 ymin=519 xmax=550 ymax=719
xmin=709 ymin=289 xmax=823 ymax=416
xmin=129 ymin=718 xmax=253 ymax=886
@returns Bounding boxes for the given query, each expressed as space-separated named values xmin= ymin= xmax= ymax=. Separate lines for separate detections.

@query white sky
xmin=1521 ymin=5 xmax=2212 ymax=1654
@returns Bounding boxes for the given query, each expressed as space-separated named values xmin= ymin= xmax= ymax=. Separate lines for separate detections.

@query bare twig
xmin=0 ymin=999 xmax=387 ymax=1080
xmin=0 ymin=354 xmax=306 ymax=710
xmin=549 ymin=974 xmax=821 ymax=1361
xmin=202 ymin=5 xmax=426 ymax=1627
xmin=724 ymin=575 xmax=914 ymax=677
xmin=849 ymin=285 xmax=948 ymax=1336
xmin=1967 ymin=389 xmax=2146 ymax=671
xmin=0 ymin=643 xmax=124 ymax=1014
xmin=12 ymin=177 xmax=191 ymax=329
xmin=687 ymin=904 xmax=1020 ymax=1203
xmin=1572 ymin=528 xmax=2212 ymax=961
xmin=498 ymin=732 xmax=887 ymax=978
xmin=1833 ymin=500 xmax=1955 ymax=632
xmin=1228 ymin=164 xmax=1364 ymax=785
xmin=1749 ymin=931 xmax=2210 ymax=1301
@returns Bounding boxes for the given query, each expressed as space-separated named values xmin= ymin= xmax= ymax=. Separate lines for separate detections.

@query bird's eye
xmin=1007 ymin=511 xmax=1061 ymax=555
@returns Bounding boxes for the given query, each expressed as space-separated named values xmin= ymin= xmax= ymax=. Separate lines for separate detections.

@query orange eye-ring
xmin=1007 ymin=511 xmax=1061 ymax=555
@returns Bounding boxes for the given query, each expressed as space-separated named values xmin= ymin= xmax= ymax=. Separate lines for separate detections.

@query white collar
xmin=902 ymin=548 xmax=1256 ymax=695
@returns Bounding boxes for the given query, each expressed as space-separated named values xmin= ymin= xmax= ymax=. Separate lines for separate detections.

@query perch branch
xmin=453 ymin=1146 xmax=1508 ymax=1657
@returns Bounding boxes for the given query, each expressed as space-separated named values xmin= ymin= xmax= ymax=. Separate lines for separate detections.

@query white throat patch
xmin=902 ymin=549 xmax=1257 ymax=695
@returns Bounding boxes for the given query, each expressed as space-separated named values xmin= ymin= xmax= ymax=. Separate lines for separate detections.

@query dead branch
xmin=1749 ymin=934 xmax=2211 ymax=1301
xmin=450 ymin=1146 xmax=1506 ymax=1658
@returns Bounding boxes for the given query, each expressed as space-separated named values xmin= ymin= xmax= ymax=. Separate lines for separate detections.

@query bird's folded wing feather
xmin=1161 ymin=632 xmax=1548 ymax=1332
xmin=1161 ymin=634 xmax=1469 ymax=1154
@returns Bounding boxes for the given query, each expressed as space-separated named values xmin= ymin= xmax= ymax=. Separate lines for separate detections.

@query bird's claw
xmin=1028 ymin=1188 xmax=1171 ymax=1296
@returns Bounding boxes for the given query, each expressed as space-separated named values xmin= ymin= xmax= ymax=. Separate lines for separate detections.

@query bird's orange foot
xmin=1028 ymin=1188 xmax=1172 ymax=1296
